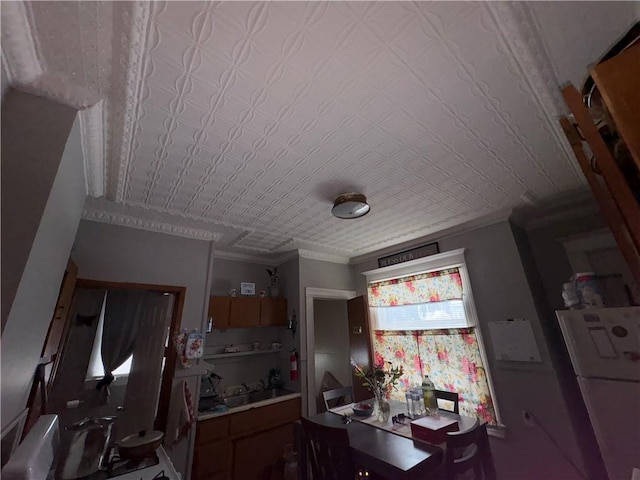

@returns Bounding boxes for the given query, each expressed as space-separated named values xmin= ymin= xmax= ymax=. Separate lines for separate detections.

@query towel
xmin=165 ymin=380 xmax=195 ymax=446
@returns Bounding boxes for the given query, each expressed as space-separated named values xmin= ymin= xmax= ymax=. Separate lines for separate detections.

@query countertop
xmin=197 ymin=392 xmax=301 ymax=421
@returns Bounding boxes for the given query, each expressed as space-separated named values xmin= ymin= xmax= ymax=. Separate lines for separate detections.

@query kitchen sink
xmin=223 ymin=388 xmax=294 ymax=409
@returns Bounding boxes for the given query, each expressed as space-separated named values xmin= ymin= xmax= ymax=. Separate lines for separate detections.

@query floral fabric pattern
xmin=372 ymin=328 xmax=497 ymax=425
xmin=368 ymin=268 xmax=463 ymax=307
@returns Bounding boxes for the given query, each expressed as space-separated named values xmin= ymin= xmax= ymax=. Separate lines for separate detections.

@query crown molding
xmin=112 ymin=1 xmax=153 ymax=202
xmin=0 ymin=1 xmax=42 ymax=85
xmin=82 ymin=203 xmax=223 ymax=242
xmin=79 ymin=101 xmax=105 ymax=197
xmin=212 ymin=249 xmax=278 ymax=265
xmin=484 ymin=2 xmax=585 ymax=186
xmin=349 ymin=208 xmax=512 ymax=265
xmin=297 ymin=249 xmax=350 ymax=265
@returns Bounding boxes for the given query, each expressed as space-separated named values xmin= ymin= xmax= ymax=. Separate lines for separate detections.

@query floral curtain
xmin=373 ymin=328 xmax=497 ymax=425
xmin=368 ymin=268 xmax=463 ymax=307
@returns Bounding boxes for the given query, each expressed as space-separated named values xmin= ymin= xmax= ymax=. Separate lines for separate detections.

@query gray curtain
xmin=96 ymin=291 xmax=148 ymax=392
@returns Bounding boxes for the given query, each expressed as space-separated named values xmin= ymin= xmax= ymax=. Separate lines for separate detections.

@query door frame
xmin=304 ymin=287 xmax=356 ymax=416
xmin=69 ymin=279 xmax=186 ymax=433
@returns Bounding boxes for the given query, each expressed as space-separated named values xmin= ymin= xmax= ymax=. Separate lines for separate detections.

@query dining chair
xmin=445 ymin=418 xmax=496 ymax=480
xmin=300 ymin=416 xmax=356 ymax=480
xmin=322 ymin=386 xmax=354 ymax=411
xmin=436 ymin=389 xmax=460 ymax=414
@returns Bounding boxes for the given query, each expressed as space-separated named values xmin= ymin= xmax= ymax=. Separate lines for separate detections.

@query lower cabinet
xmin=193 ymin=398 xmax=301 ymax=480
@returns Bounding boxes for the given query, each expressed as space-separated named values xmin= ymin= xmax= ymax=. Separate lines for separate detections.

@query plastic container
xmin=422 ymin=376 xmax=438 ymax=416
xmin=574 ymin=272 xmax=604 ymax=308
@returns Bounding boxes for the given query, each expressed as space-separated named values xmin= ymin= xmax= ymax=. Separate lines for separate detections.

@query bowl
xmin=352 ymin=402 xmax=374 ymax=417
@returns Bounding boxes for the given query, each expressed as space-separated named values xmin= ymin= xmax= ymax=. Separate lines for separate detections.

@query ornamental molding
xmin=79 ymin=101 xmax=106 ymax=197
xmin=213 ymin=249 xmax=279 ymax=266
xmin=111 ymin=0 xmax=153 ymax=202
xmin=298 ymin=249 xmax=351 ymax=265
xmin=82 ymin=204 xmax=223 ymax=242
xmin=0 ymin=1 xmax=42 ymax=84
xmin=483 ymin=2 xmax=585 ymax=184
xmin=1 ymin=0 xmax=106 ymax=197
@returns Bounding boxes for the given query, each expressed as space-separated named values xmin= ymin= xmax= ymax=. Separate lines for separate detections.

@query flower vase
xmin=375 ymin=394 xmax=391 ymax=423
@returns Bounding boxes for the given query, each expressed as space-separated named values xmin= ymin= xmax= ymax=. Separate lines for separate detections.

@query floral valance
xmin=368 ymin=268 xmax=463 ymax=307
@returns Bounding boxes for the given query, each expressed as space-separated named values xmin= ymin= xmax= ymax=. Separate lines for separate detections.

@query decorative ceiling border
xmin=298 ymin=249 xmax=350 ymax=265
xmin=483 ymin=1 xmax=586 ymax=185
xmin=1 ymin=0 xmax=106 ymax=197
xmin=111 ymin=0 xmax=153 ymax=202
xmin=82 ymin=205 xmax=222 ymax=242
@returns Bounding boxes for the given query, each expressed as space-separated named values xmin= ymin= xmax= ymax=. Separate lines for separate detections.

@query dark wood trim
xmin=74 ymin=278 xmax=186 ymax=433
xmin=559 ymin=116 xmax=640 ymax=284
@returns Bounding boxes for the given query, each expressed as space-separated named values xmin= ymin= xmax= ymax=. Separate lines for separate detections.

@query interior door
xmin=118 ymin=293 xmax=174 ymax=438
xmin=347 ymin=296 xmax=374 ymax=402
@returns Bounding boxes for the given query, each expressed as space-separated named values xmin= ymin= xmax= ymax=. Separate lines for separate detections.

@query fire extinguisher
xmin=290 ymin=349 xmax=299 ymax=381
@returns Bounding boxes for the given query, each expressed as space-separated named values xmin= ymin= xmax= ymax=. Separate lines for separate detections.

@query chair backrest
xmin=436 ymin=389 xmax=460 ymax=414
xmin=300 ymin=417 xmax=354 ymax=480
xmin=322 ymin=386 xmax=354 ymax=411
xmin=445 ymin=419 xmax=496 ymax=480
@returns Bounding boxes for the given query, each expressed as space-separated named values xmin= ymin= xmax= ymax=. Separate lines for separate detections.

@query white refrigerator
xmin=557 ymin=307 xmax=640 ymax=480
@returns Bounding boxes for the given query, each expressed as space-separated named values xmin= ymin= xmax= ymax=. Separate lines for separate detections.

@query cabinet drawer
xmin=229 ymin=398 xmax=301 ymax=437
xmin=197 ymin=416 xmax=230 ymax=445
xmin=193 ymin=438 xmax=232 ymax=480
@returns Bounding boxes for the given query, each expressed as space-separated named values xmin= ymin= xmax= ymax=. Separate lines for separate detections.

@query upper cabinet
xmin=209 ymin=296 xmax=287 ymax=329
xmin=260 ymin=298 xmax=288 ymax=326
xmin=209 ymin=296 xmax=231 ymax=329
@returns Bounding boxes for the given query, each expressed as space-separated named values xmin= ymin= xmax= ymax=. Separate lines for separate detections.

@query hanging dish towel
xmin=174 ymin=330 xmax=192 ymax=369
xmin=165 ymin=380 xmax=195 ymax=446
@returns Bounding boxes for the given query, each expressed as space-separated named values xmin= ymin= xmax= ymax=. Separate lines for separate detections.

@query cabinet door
xmin=193 ymin=438 xmax=232 ymax=480
xmin=229 ymin=297 xmax=261 ymax=328
xmin=260 ymin=298 xmax=288 ymax=326
xmin=232 ymin=423 xmax=295 ymax=480
xmin=209 ymin=296 xmax=231 ymax=329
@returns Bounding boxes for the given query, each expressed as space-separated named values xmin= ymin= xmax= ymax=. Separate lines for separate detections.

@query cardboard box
xmin=410 ymin=415 xmax=459 ymax=444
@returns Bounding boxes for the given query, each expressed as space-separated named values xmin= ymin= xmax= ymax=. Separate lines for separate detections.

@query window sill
xmin=84 ymin=375 xmax=130 ymax=389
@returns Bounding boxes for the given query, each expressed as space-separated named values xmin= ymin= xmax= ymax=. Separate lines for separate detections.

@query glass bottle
xmin=422 ymin=375 xmax=439 ymax=416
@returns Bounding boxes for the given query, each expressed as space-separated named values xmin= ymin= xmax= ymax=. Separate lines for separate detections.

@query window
xmin=364 ymin=249 xmax=500 ymax=426
xmin=86 ymin=293 xmax=133 ymax=380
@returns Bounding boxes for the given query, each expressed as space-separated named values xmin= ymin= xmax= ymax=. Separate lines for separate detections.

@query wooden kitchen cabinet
xmin=208 ymin=296 xmax=231 ymax=329
xmin=210 ymin=296 xmax=288 ymax=329
xmin=229 ymin=297 xmax=261 ymax=327
xmin=233 ymin=423 xmax=295 ymax=480
xmin=260 ymin=298 xmax=288 ymax=326
xmin=193 ymin=397 xmax=301 ymax=480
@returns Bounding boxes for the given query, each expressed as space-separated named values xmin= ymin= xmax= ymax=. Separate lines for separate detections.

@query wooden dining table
xmin=298 ymin=399 xmax=479 ymax=480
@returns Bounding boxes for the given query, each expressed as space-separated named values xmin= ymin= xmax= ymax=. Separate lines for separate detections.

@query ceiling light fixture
xmin=331 ymin=193 xmax=370 ymax=219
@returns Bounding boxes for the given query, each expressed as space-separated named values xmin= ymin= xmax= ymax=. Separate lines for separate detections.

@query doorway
xmin=46 ymin=280 xmax=184 ymax=439
xmin=313 ymin=299 xmax=351 ymax=413
xmin=304 ymin=288 xmax=356 ymax=416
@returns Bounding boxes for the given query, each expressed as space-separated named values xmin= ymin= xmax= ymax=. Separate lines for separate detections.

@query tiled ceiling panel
xmin=23 ymin=1 xmax=594 ymax=258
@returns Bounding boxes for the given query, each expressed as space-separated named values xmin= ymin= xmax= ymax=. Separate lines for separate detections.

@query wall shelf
xmin=205 ymin=348 xmax=282 ymax=360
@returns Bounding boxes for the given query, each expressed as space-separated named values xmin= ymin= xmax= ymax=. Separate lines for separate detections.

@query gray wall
xmin=277 ymin=256 xmax=300 ymax=391
xmin=314 ymin=299 xmax=350 ymax=411
xmin=72 ymin=221 xmax=211 ymax=330
xmin=210 ymin=257 xmax=273 ymax=296
xmin=1 ymin=88 xmax=78 ymax=330
xmin=1 ymin=113 xmax=85 ymax=431
xmin=351 ymin=220 xmax=586 ymax=480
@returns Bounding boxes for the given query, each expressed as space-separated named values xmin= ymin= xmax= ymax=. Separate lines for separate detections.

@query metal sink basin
xmin=223 ymin=388 xmax=293 ymax=409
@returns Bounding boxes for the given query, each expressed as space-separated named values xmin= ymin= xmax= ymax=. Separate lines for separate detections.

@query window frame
xmin=363 ymin=248 xmax=504 ymax=431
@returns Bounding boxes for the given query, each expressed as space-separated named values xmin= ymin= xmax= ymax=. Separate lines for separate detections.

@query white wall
xmin=1 ymin=115 xmax=85 ymax=430
xmin=529 ymin=2 xmax=638 ymax=88
xmin=351 ymin=221 xmax=587 ymax=480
